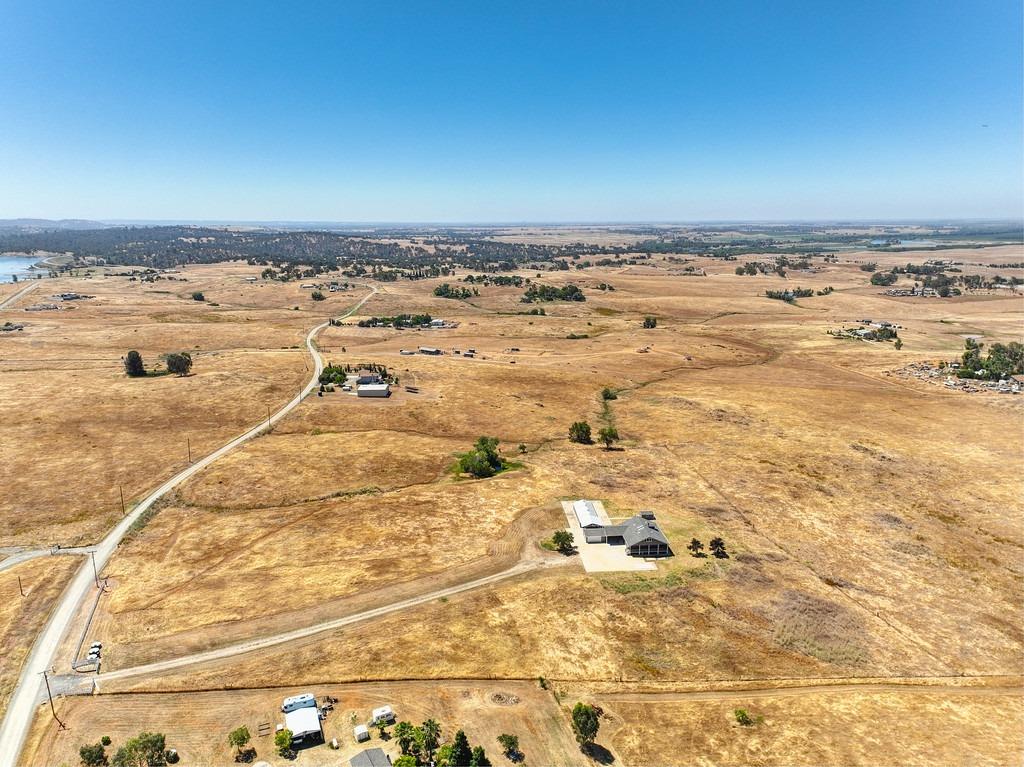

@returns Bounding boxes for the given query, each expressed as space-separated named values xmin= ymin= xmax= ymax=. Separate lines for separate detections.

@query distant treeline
xmin=0 ymin=226 xmax=626 ymax=274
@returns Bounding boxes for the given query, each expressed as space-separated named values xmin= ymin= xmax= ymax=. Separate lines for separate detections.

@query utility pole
xmin=40 ymin=670 xmax=65 ymax=729
xmin=266 ymin=405 xmax=271 ymax=429
xmin=187 ymin=436 xmax=192 ymax=464
xmin=90 ymin=551 xmax=100 ymax=589
xmin=119 ymin=485 xmax=126 ymax=516
xmin=18 ymin=575 xmax=25 ymax=597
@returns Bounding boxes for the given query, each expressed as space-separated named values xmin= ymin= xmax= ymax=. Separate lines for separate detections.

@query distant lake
xmin=0 ymin=255 xmax=39 ymax=283
xmin=898 ymin=239 xmax=939 ymax=248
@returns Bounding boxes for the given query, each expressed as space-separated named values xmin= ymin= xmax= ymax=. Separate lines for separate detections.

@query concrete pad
xmin=560 ymin=501 xmax=657 ymax=573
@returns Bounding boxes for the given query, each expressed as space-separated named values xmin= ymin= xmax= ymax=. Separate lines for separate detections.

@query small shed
xmin=354 ymin=724 xmax=370 ymax=742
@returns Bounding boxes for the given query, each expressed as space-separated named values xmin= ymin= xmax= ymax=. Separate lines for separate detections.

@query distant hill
xmin=0 ymin=218 xmax=112 ymax=232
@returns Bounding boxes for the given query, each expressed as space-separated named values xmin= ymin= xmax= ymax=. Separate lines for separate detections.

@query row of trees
xmin=433 ymin=283 xmax=475 ymax=299
xmin=80 ymin=732 xmax=177 ymax=766
xmin=123 ymin=350 xmax=193 ymax=377
xmin=568 ymin=421 xmax=619 ymax=448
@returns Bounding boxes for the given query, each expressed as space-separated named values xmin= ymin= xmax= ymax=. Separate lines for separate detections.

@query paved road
xmin=0 ymin=282 xmax=38 ymax=310
xmin=0 ymin=547 xmax=95 ymax=574
xmin=96 ymin=556 xmax=564 ymax=685
xmin=0 ymin=287 xmax=376 ymax=767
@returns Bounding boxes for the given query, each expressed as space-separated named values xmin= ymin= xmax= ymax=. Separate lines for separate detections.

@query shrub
xmin=643 ymin=316 xmax=657 ymax=328
xmin=123 ymin=350 xmax=146 ymax=377
xmin=311 ymin=290 xmax=326 ymax=301
xmin=164 ymin=352 xmax=193 ymax=376
xmin=568 ymin=421 xmax=592 ymax=444
xmin=735 ymin=708 xmax=754 ymax=726
xmin=191 ymin=291 xmax=205 ymax=301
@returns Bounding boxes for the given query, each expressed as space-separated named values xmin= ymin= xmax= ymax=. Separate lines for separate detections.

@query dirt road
xmin=0 ymin=281 xmax=38 ymax=309
xmin=0 ymin=288 xmax=376 ymax=767
xmin=95 ymin=555 xmax=568 ymax=685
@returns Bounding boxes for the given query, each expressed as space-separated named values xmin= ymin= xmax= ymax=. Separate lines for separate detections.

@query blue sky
xmin=1 ymin=0 xmax=1021 ymax=222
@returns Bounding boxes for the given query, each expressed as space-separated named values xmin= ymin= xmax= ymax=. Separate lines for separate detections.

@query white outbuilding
xmin=357 ymin=383 xmax=391 ymax=398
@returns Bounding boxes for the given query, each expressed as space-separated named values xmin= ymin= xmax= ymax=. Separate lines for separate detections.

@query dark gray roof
xmin=351 ymin=748 xmax=391 ymax=767
xmin=604 ymin=515 xmax=669 ymax=547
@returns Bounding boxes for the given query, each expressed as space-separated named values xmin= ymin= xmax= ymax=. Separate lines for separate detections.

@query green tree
xmin=568 ymin=421 xmax=592 ymax=444
xmin=191 ymin=291 xmax=205 ymax=301
xmin=643 ymin=316 xmax=657 ymax=328
xmin=709 ymin=537 xmax=728 ymax=558
xmin=686 ymin=538 xmax=704 ymax=557
xmin=311 ymin=290 xmax=326 ymax=301
xmin=894 ymin=338 xmax=903 ymax=350
xmin=228 ymin=726 xmax=250 ymax=757
xmin=735 ymin=708 xmax=754 ymax=726
xmin=164 ymin=352 xmax=192 ymax=376
xmin=123 ymin=350 xmax=146 ymax=377
xmin=450 ymin=730 xmax=473 ymax=766
xmin=435 ymin=744 xmax=454 ymax=767
xmin=470 ymin=745 xmax=491 ymax=766
xmin=394 ymin=757 xmax=417 ymax=767
xmin=571 ymin=702 xmax=600 ymax=746
xmin=79 ymin=742 xmax=108 ymax=767
xmin=601 ymin=387 xmax=617 ymax=401
xmin=421 ymin=719 xmax=441 ymax=758
xmin=394 ymin=721 xmax=416 ymax=755
xmin=111 ymin=732 xmax=166 ymax=767
xmin=496 ymin=734 xmax=520 ymax=759
xmin=457 ymin=436 xmax=503 ymax=478
xmin=598 ymin=425 xmax=619 ymax=449
xmin=274 ymin=729 xmax=293 ymax=758
xmin=552 ymin=530 xmax=574 ymax=554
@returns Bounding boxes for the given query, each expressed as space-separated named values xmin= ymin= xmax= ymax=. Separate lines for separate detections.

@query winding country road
xmin=0 ymin=287 xmax=376 ymax=767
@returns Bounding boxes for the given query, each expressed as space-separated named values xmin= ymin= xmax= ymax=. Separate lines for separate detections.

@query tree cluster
xmin=457 ymin=436 xmax=504 ymax=478
xmin=521 ymin=284 xmax=585 ymax=303
xmin=79 ymin=731 xmax=173 ymax=767
xmin=433 ymin=283 xmax=475 ymax=299
xmin=958 ymin=338 xmax=1024 ymax=380
xmin=357 ymin=313 xmax=432 ymax=328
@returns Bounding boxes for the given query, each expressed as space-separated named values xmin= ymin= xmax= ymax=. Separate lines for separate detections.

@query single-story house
xmin=356 ymin=370 xmax=382 ymax=385
xmin=572 ymin=501 xmax=672 ymax=557
xmin=357 ymin=383 xmax=391 ymax=398
xmin=418 ymin=346 xmax=442 ymax=355
xmin=601 ymin=513 xmax=672 ymax=557
xmin=351 ymin=748 xmax=391 ymax=767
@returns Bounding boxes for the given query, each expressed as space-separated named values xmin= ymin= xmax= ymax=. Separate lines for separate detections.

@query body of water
xmin=0 ymin=255 xmax=40 ymax=283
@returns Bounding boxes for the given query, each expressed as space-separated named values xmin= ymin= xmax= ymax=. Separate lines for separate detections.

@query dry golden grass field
xmin=0 ymin=263 xmax=332 ymax=545
xmin=8 ymin=240 xmax=1024 ymax=766
xmin=0 ymin=556 xmax=80 ymax=715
